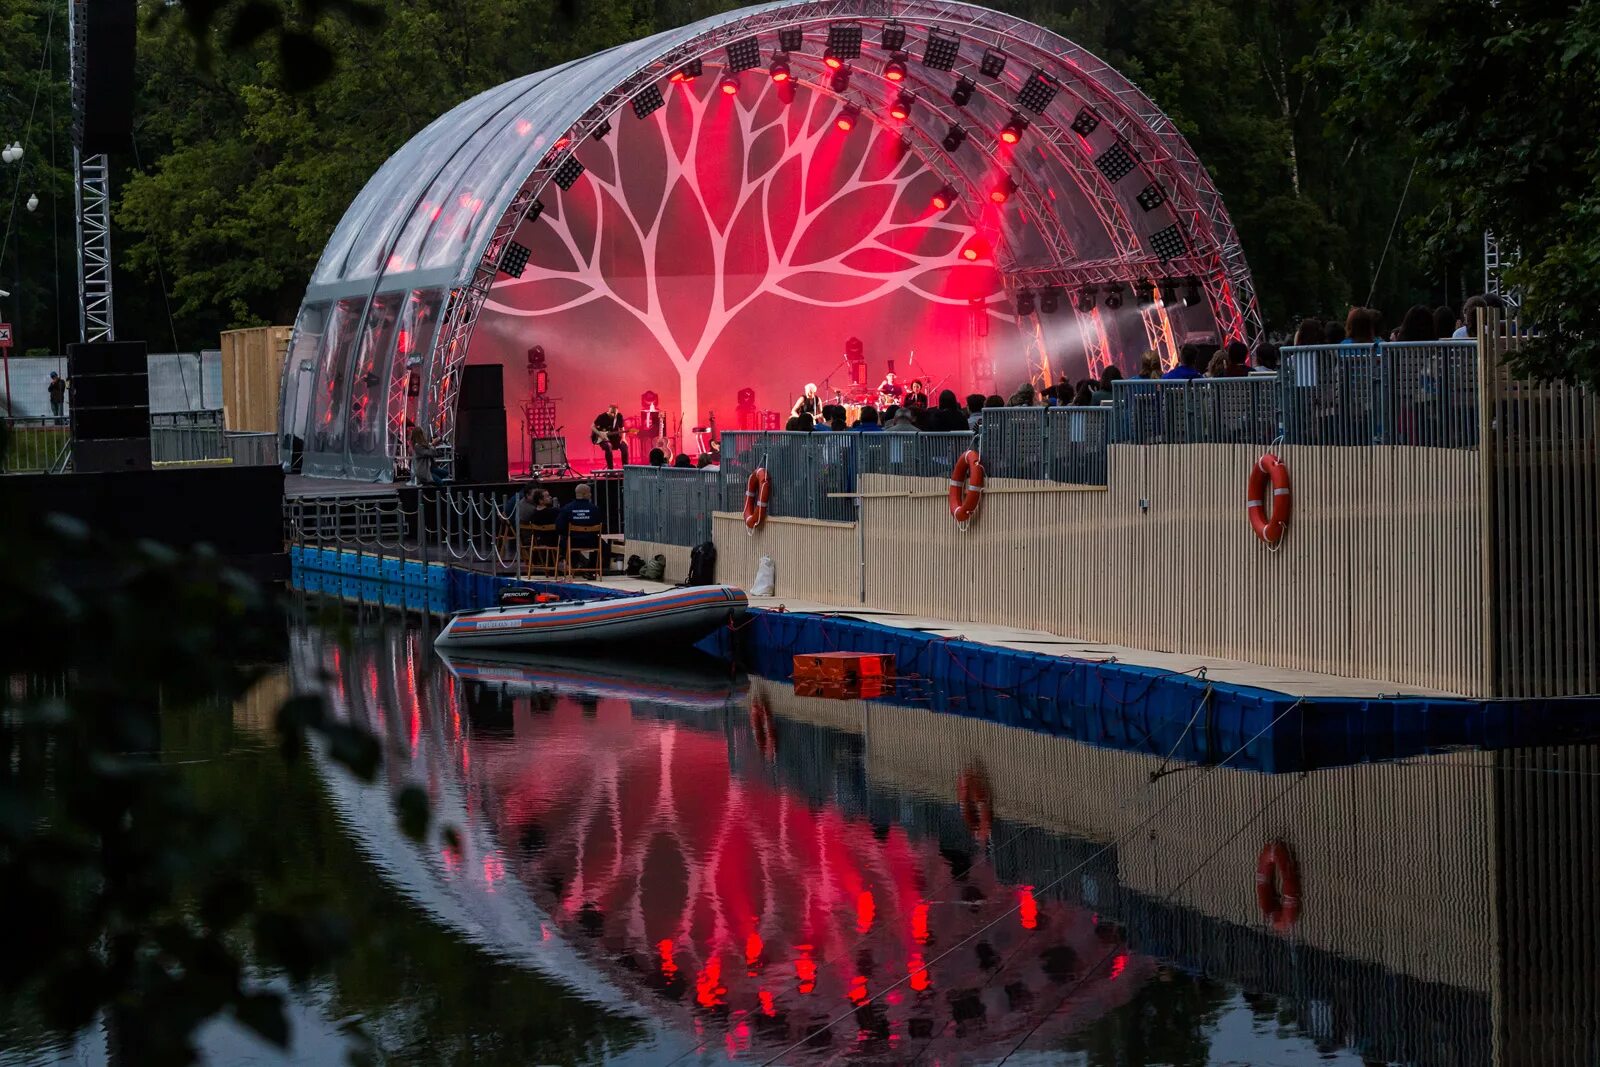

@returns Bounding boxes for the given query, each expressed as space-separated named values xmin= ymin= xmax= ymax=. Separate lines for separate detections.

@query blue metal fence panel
xmin=622 ymin=465 xmax=720 ymax=546
xmin=979 ymin=407 xmax=1109 ymax=485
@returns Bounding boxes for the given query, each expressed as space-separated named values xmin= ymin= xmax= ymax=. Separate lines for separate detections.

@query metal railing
xmin=980 ymin=406 xmax=1110 ymax=485
xmin=622 ymin=465 xmax=719 ymax=546
xmin=1280 ymin=342 xmax=1479 ymax=447
xmin=719 ymin=431 xmax=858 ymax=522
xmin=1110 ymin=378 xmax=1280 ymax=446
xmin=1 ymin=417 xmax=72 ymax=474
xmin=855 ymin=430 xmax=975 ymax=478
xmin=151 ymin=410 xmax=227 ymax=463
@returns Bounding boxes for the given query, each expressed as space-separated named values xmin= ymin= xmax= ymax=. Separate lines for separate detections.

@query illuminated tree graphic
xmin=485 ymin=78 xmax=999 ymax=427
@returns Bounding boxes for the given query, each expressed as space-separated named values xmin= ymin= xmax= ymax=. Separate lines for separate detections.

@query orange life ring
xmin=948 ymin=450 xmax=986 ymax=524
xmin=957 ymin=768 xmax=993 ymax=843
xmin=743 ymin=467 xmax=771 ymax=529
xmin=1254 ymin=840 xmax=1302 ymax=930
xmin=1246 ymin=453 xmax=1292 ymax=545
xmin=749 ymin=700 xmax=776 ymax=760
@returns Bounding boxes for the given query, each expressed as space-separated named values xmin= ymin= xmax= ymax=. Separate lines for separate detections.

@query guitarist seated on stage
xmin=591 ymin=404 xmax=629 ymax=469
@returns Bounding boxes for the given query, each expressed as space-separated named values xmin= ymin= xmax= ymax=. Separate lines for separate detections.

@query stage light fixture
xmin=591 ymin=119 xmax=612 ymax=141
xmin=526 ymin=198 xmax=545 ymax=225
xmin=1015 ymin=289 xmax=1035 ymax=316
xmin=942 ymin=124 xmax=967 ymax=152
xmin=1105 ymin=286 xmax=1125 ymax=309
xmin=1094 ymin=143 xmax=1136 ymax=182
xmin=836 ymin=105 xmax=860 ymax=132
xmin=720 ymin=73 xmax=740 ymax=96
xmin=923 ymin=29 xmax=960 ymax=71
xmin=931 ymin=185 xmax=957 ymax=211
xmin=499 ymin=240 xmax=532 ymax=278
xmin=778 ymin=25 xmax=804 ymax=51
xmin=1150 ymin=223 xmax=1187 ymax=261
xmin=884 ymin=54 xmax=908 ymax=81
xmin=889 ymin=92 xmax=914 ymax=121
xmin=671 ymin=58 xmax=703 ymax=82
xmin=989 ymin=174 xmax=1017 ymax=204
xmin=959 ymin=235 xmax=989 ymax=262
xmin=1136 ymin=182 xmax=1166 ymax=211
xmin=727 ymin=36 xmax=761 ymax=72
xmin=828 ymin=21 xmax=863 ymax=58
xmin=1075 ymin=287 xmax=1097 ymax=313
xmin=769 ymin=56 xmax=791 ymax=81
xmin=881 ymin=20 xmax=906 ymax=51
xmin=999 ymin=113 xmax=1029 ymax=145
xmin=829 ymin=67 xmax=851 ymax=93
xmin=1184 ymin=278 xmax=1203 ymax=306
xmin=980 ymin=49 xmax=1007 ymax=77
xmin=552 ymin=156 xmax=585 ymax=190
xmin=1018 ymin=69 xmax=1061 ymax=114
xmin=1070 ymin=107 xmax=1100 ymax=136
xmin=823 ymin=47 xmax=844 ymax=70
xmin=952 ymin=75 xmax=975 ymax=107
xmin=1135 ymin=280 xmax=1155 ymax=306
xmin=528 ymin=344 xmax=547 ymax=370
xmin=1160 ymin=278 xmax=1178 ymax=304
xmin=1040 ymin=288 xmax=1060 ymax=314
xmin=632 ymin=84 xmax=665 ymax=118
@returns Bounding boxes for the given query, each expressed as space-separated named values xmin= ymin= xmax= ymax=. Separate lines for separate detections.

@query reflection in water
xmin=281 ymin=609 xmax=1600 ymax=1064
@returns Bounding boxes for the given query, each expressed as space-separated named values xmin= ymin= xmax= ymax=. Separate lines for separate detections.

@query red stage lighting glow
xmin=553 ymin=136 xmax=571 ymax=150
xmin=989 ymin=175 xmax=1017 ymax=204
xmin=836 ymin=106 xmax=859 ymax=132
xmin=960 ymin=236 xmax=989 ymax=261
xmin=884 ymin=58 xmax=907 ymax=81
xmin=1000 ymin=126 xmax=1020 ymax=145
xmin=889 ymin=98 xmax=910 ymax=121
xmin=514 ymin=119 xmax=533 ymax=137
xmin=824 ymin=49 xmax=844 ymax=70
xmin=720 ymin=73 xmax=740 ymax=95
xmin=770 ymin=59 xmax=790 ymax=82
xmin=931 ymin=185 xmax=956 ymax=211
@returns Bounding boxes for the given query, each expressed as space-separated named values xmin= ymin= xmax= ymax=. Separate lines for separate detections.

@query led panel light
xmin=1150 ymin=224 xmax=1187 ymax=261
xmin=525 ymin=199 xmax=545 ymax=225
xmin=632 ymin=84 xmax=665 ymax=118
xmin=726 ymin=36 xmax=760 ymax=72
xmin=591 ymin=119 xmax=612 ymax=141
xmin=1018 ymin=70 xmax=1060 ymax=114
xmin=499 ymin=240 xmax=532 ymax=278
xmin=1136 ymin=182 xmax=1166 ymax=211
xmin=1070 ymin=107 xmax=1100 ymax=136
xmin=827 ymin=21 xmax=862 ymax=58
xmin=1095 ymin=144 xmax=1136 ymax=182
xmin=980 ymin=49 xmax=1006 ymax=77
xmin=552 ymin=156 xmax=585 ymax=190
xmin=778 ymin=25 xmax=804 ymax=52
xmin=923 ymin=29 xmax=960 ymax=70
xmin=881 ymin=20 xmax=906 ymax=50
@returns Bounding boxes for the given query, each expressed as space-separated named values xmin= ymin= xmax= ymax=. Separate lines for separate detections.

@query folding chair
xmin=563 ymin=523 xmax=605 ymax=580
xmin=521 ymin=524 xmax=558 ymax=578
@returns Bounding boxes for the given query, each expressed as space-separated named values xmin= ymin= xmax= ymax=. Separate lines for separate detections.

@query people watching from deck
xmin=1453 ymin=293 xmax=1504 ymax=338
xmin=1093 ymin=366 xmax=1123 ymax=404
xmin=1008 ymin=382 xmax=1037 ymax=406
xmin=1433 ymin=306 xmax=1457 ymax=340
xmin=696 ymin=452 xmax=717 ymax=469
xmin=1205 ymin=350 xmax=1230 ymax=378
xmin=931 ymin=390 xmax=967 ymax=431
xmin=967 ymin=393 xmax=987 ymax=430
xmin=1343 ymin=307 xmax=1379 ymax=344
xmin=885 ymin=407 xmax=919 ymax=431
xmin=1252 ymin=343 xmax=1281 ymax=375
xmin=1163 ymin=344 xmax=1204 ymax=381
xmin=1293 ymin=318 xmax=1323 ymax=346
xmin=1137 ymin=350 xmax=1162 ymax=379
xmin=1323 ymin=320 xmax=1345 ymax=344
xmin=784 ymin=412 xmax=815 ymax=432
xmin=672 ymin=453 xmax=693 ymax=467
xmin=1395 ymin=304 xmax=1436 ymax=342
xmin=853 ymin=405 xmax=883 ymax=431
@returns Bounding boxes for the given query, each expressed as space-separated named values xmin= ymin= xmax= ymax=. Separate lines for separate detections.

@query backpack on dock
xmin=685 ymin=541 xmax=717 ymax=586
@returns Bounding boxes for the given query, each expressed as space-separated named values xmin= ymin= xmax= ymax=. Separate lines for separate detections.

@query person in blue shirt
xmin=557 ymin=483 xmax=605 ymax=568
xmin=853 ymin=405 xmax=884 ymax=431
xmin=1161 ymin=344 xmax=1204 ymax=381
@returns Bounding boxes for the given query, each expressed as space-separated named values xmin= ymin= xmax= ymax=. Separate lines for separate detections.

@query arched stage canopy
xmin=283 ymin=0 xmax=1259 ymax=480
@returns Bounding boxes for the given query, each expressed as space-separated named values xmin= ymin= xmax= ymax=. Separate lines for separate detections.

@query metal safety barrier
xmin=1279 ymin=341 xmax=1479 ymax=447
xmin=979 ymin=406 xmax=1110 ymax=485
xmin=1110 ymin=378 xmax=1280 ymax=446
xmin=719 ymin=431 xmax=857 ymax=522
xmin=1 ymin=417 xmax=73 ymax=474
xmin=855 ymin=431 xmax=975 ymax=478
xmin=622 ymin=465 xmax=719 ymax=547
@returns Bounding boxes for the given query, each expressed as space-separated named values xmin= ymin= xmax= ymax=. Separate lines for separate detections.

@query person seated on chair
xmin=592 ymin=404 xmax=629 ymax=468
xmin=519 ymin=488 xmax=561 ymax=551
xmin=557 ymin=483 xmax=606 ymax=567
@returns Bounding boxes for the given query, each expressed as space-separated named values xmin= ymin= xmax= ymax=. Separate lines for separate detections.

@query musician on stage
xmin=592 ymin=403 xmax=629 ymax=469
xmin=791 ymin=382 xmax=821 ymax=420
xmin=877 ymin=370 xmax=904 ymax=407
xmin=903 ymin=379 xmax=929 ymax=412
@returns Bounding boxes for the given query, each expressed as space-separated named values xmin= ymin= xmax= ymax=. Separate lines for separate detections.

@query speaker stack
xmin=455 ymin=364 xmax=508 ymax=483
xmin=72 ymin=0 xmax=137 ymax=155
xmin=69 ymin=340 xmax=151 ymax=472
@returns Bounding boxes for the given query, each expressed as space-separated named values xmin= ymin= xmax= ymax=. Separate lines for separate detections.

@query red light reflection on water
xmin=1019 ymin=886 xmax=1039 ymax=930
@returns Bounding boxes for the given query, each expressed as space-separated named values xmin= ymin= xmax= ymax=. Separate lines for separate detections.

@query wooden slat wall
xmin=711 ymin=513 xmax=861 ymax=604
xmin=623 ymin=540 xmax=692 ymax=583
xmin=221 ymin=325 xmax=292 ymax=432
xmin=1482 ymin=320 xmax=1600 ymax=698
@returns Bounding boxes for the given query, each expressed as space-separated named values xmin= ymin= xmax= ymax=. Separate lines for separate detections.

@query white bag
xmin=751 ymin=555 xmax=776 ymax=597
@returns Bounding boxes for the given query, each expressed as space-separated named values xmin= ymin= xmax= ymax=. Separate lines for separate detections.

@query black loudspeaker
xmin=455 ymin=407 xmax=508 ymax=484
xmin=74 ymin=438 xmax=151 ymax=472
xmin=460 ymin=364 xmax=504 ymax=409
xmin=73 ymin=407 xmax=151 ymax=440
xmin=69 ymin=340 xmax=151 ymax=472
xmin=68 ymin=339 xmax=146 ymax=377
xmin=74 ymin=0 xmax=137 ymax=155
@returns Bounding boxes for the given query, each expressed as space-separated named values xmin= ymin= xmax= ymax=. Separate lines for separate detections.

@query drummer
xmin=877 ymin=370 xmax=905 ymax=408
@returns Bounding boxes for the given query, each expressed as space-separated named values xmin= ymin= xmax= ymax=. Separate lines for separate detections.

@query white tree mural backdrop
xmin=482 ymin=75 xmax=1008 ymax=438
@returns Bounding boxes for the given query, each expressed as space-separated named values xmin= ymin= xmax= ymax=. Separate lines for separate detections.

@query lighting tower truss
xmin=67 ymin=0 xmax=115 ymax=343
xmin=1483 ymin=230 xmax=1521 ymax=316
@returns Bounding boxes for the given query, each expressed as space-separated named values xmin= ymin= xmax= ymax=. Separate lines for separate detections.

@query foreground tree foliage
xmin=1330 ymin=0 xmax=1600 ymax=385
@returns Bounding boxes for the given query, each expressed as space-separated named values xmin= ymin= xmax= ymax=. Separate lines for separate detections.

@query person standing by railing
xmin=47 ymin=372 xmax=67 ymax=423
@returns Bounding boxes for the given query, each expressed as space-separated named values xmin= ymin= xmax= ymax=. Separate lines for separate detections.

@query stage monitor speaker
xmin=68 ymin=339 xmax=147 ymax=377
xmin=460 ymin=364 xmax=504 ymax=409
xmin=75 ymin=437 xmax=152 ymax=473
xmin=531 ymin=436 xmax=568 ymax=468
xmin=455 ymin=407 xmax=508 ymax=484
xmin=73 ymin=0 xmax=137 ymax=155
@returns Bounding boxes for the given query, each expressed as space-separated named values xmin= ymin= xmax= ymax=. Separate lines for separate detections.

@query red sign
xmin=0 ymin=323 xmax=11 ymax=349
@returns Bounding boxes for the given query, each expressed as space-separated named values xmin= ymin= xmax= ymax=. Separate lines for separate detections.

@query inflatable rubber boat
xmin=434 ymin=585 xmax=748 ymax=651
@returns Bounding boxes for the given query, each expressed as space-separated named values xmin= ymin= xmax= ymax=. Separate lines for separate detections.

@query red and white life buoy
xmin=1255 ymin=840 xmax=1302 ymax=930
xmin=1246 ymin=453 xmax=1292 ymax=545
xmin=958 ymin=768 xmax=993 ymax=843
xmin=948 ymin=450 xmax=986 ymax=524
xmin=744 ymin=467 xmax=771 ymax=530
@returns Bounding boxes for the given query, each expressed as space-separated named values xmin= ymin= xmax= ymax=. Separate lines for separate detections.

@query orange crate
xmin=792 ymin=651 xmax=895 ymax=686
xmin=795 ymin=677 xmax=887 ymax=700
